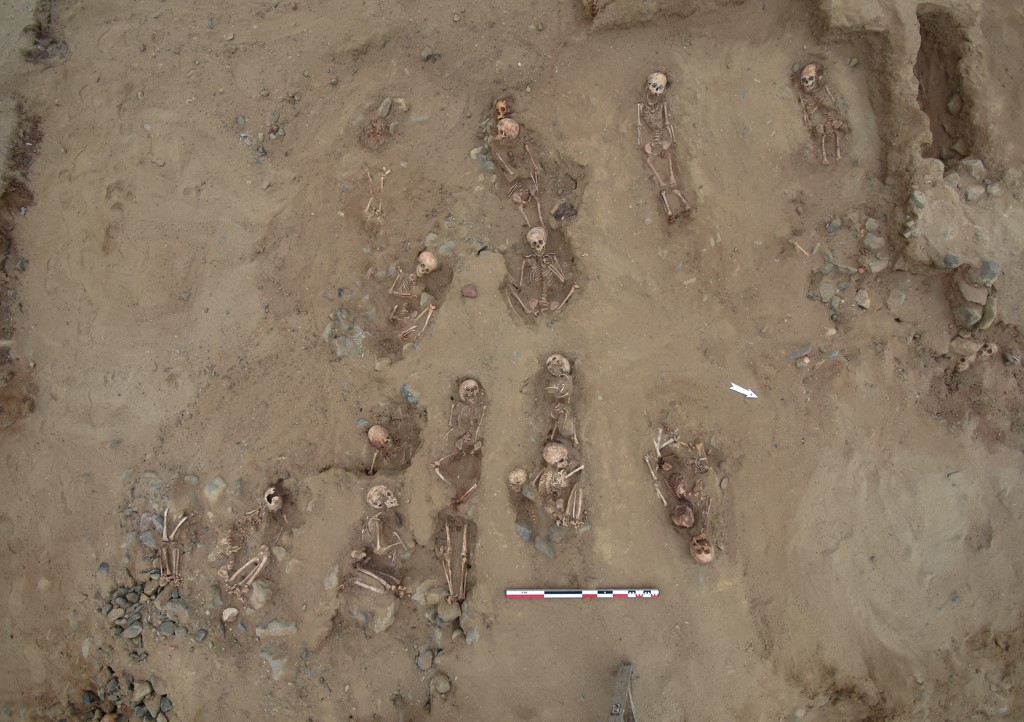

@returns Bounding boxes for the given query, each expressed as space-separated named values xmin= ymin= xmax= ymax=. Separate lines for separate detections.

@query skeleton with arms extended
xmin=796 ymin=62 xmax=848 ymax=165
xmin=637 ymin=72 xmax=693 ymax=223
xmin=505 ymin=227 xmax=579 ymax=317
xmin=387 ymin=250 xmax=439 ymax=342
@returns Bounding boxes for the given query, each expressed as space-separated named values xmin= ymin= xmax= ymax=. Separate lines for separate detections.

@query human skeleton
xmin=544 ymin=354 xmax=579 ymax=447
xmin=433 ymin=379 xmax=487 ymax=509
xmin=535 ymin=441 xmax=586 ymax=528
xmin=637 ymin=72 xmax=693 ymax=223
xmin=505 ymin=227 xmax=579 ymax=317
xmin=388 ymin=251 xmax=439 ymax=342
xmin=797 ymin=63 xmax=847 ymax=165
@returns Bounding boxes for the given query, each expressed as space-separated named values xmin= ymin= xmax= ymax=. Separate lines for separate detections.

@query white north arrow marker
xmin=729 ymin=383 xmax=758 ymax=399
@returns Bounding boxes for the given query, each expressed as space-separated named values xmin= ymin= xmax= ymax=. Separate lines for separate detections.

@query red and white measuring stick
xmin=506 ymin=588 xmax=659 ymax=600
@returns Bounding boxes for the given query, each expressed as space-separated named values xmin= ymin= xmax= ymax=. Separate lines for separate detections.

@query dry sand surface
xmin=1 ymin=0 xmax=1023 ymax=719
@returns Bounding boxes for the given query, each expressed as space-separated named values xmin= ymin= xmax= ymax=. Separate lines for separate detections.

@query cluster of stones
xmin=46 ymin=666 xmax=174 ymax=722
xmin=410 ymin=579 xmax=482 ymax=647
xmin=96 ymin=564 xmax=209 ymax=652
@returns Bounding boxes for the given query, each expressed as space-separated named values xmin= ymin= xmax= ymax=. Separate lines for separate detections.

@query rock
xmin=908 ymin=190 xmax=927 ymax=210
xmin=535 ymin=535 xmax=555 ymax=559
xmin=820 ymin=263 xmax=834 ymax=275
xmin=122 ymin=622 xmax=144 ymax=639
xmin=986 ymin=183 xmax=1001 ymax=198
xmin=964 ymin=186 xmax=984 ymax=203
xmin=956 ymin=276 xmax=989 ymax=306
xmin=953 ymin=304 xmax=983 ymax=328
xmin=436 ymin=601 xmax=461 ymax=623
xmin=977 ymin=292 xmax=998 ymax=331
xmin=377 ymin=97 xmax=392 ymax=119
xmin=98 ymin=562 xmax=110 ymax=573
xmin=461 ymin=284 xmax=478 ymax=298
xmin=818 ymin=281 xmax=837 ymax=302
xmin=867 ymin=258 xmax=889 ymax=274
xmin=131 ymin=681 xmax=152 ymax=704
xmin=972 ymin=259 xmax=1000 ymax=286
xmin=885 ymin=289 xmax=906 ymax=310
xmin=515 ymin=518 xmax=533 ymax=541
xmin=431 ymin=673 xmax=452 ymax=695
xmin=107 ymin=608 xmax=125 ymax=624
xmin=855 ymin=289 xmax=870 ymax=309
xmin=221 ymin=608 xmax=239 ymax=623
xmin=862 ymin=233 xmax=885 ymax=252
xmin=401 ymin=383 xmax=419 ymax=405
xmin=864 ymin=217 xmax=880 ymax=234
xmin=946 ymin=93 xmax=963 ymax=115
xmin=943 ymin=254 xmax=961 ymax=268
xmin=961 ymin=158 xmax=986 ymax=182
xmin=204 ymin=477 xmax=227 ymax=504
xmin=416 ymin=650 xmax=434 ymax=671
xmin=420 ymin=46 xmax=437 ymax=62
xmin=794 ymin=356 xmax=810 ymax=369
xmin=944 ymin=172 xmax=961 ymax=189
xmin=255 ymin=620 xmax=297 ymax=639
xmin=786 ymin=344 xmax=813 ymax=360
xmin=323 ymin=564 xmax=339 ymax=592
xmin=949 ymin=336 xmax=982 ymax=357
xmin=259 ymin=651 xmax=287 ymax=681
xmin=160 ymin=696 xmax=172 ymax=713
xmin=465 ymin=627 xmax=481 ymax=645
xmin=144 ymin=693 xmax=161 ymax=718
xmin=195 ymin=629 xmax=208 ymax=642
xmin=157 ymin=621 xmax=176 ymax=636
xmin=373 ymin=600 xmax=396 ymax=634
xmin=249 ymin=580 xmax=272 ymax=610
xmin=825 ymin=219 xmax=841 ymax=233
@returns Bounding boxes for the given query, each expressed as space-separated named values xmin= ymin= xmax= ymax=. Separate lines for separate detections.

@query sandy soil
xmin=1 ymin=0 xmax=1023 ymax=720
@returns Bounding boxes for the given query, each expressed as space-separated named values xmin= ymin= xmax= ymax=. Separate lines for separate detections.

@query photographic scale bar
xmin=506 ymin=588 xmax=659 ymax=600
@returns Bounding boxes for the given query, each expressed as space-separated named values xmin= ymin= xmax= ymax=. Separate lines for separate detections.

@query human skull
xmin=495 ymin=98 xmax=512 ymax=119
xmin=416 ymin=250 xmax=440 ymax=277
xmin=690 ymin=534 xmax=714 ymax=564
xmin=367 ymin=424 xmax=392 ymax=449
xmin=459 ymin=378 xmax=483 ymax=404
xmin=671 ymin=503 xmax=695 ymax=529
xmin=980 ymin=343 xmax=999 ymax=358
xmin=507 ymin=467 xmax=528 ymax=492
xmin=367 ymin=484 xmax=399 ymax=509
xmin=799 ymin=64 xmax=820 ymax=93
xmin=263 ymin=486 xmax=284 ymax=513
xmin=495 ymin=117 xmax=521 ymax=142
xmin=545 ymin=354 xmax=571 ymax=377
xmin=526 ymin=226 xmax=547 ymax=254
xmin=542 ymin=441 xmax=569 ymax=469
xmin=646 ymin=72 xmax=667 ymax=97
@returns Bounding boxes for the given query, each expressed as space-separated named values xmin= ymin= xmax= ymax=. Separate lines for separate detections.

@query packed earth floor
xmin=1 ymin=0 xmax=1023 ymax=720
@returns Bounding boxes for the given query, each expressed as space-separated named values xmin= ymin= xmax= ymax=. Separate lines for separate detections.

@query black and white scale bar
xmin=505 ymin=588 xmax=660 ymax=600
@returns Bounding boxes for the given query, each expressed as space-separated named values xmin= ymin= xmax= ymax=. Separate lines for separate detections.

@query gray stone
xmin=163 ymin=598 xmax=189 ymax=623
xmin=465 ymin=627 xmax=481 ymax=645
xmin=946 ymin=93 xmax=963 ymax=115
xmin=944 ymin=172 xmax=961 ymax=189
xmin=514 ymin=518 xmax=533 ymax=541
xmin=949 ymin=336 xmax=982 ymax=357
xmin=144 ymin=693 xmax=161 ymax=717
xmin=255 ymin=620 xmax=297 ymax=639
xmin=862 ymin=233 xmax=885 ymax=252
xmin=377 ymin=97 xmax=392 ymax=119
xmin=985 ymin=183 xmax=1002 ymax=198
xmin=964 ymin=186 xmax=984 ymax=203
xmin=867 ymin=258 xmax=889 ymax=274
xmin=885 ymin=289 xmax=906 ymax=310
xmin=825 ymin=219 xmax=841 ymax=233
xmin=535 ymin=535 xmax=555 ymax=559
xmin=195 ymin=629 xmax=208 ymax=642
xmin=415 ymin=649 xmax=434 ymax=671
xmin=975 ymin=259 xmax=1000 ymax=286
xmin=174 ymin=625 xmax=187 ymax=637
xmin=400 ymin=383 xmax=419 ymax=405
xmin=820 ymin=263 xmax=834 ymax=275
xmin=131 ymin=681 xmax=152 ymax=704
xmin=864 ymin=217 xmax=880 ymax=234
xmin=431 ymin=673 xmax=452 ymax=695
xmin=956 ymin=276 xmax=989 ymax=306
xmin=160 ymin=696 xmax=172 ymax=713
xmin=204 ymin=476 xmax=227 ymax=504
xmin=138 ymin=531 xmax=159 ymax=550
xmin=855 ymin=289 xmax=870 ymax=309
xmin=786 ymin=344 xmax=813 ymax=360
xmin=978 ymin=293 xmax=998 ymax=331
xmin=961 ymin=158 xmax=986 ymax=182
xmin=373 ymin=600 xmax=396 ymax=633
xmin=436 ymin=601 xmax=461 ymax=623
xmin=350 ymin=608 xmax=370 ymax=626
xmin=943 ymin=254 xmax=961 ymax=268
xmin=908 ymin=190 xmax=927 ymax=210
xmin=107 ymin=607 xmax=125 ymax=624
xmin=249 ymin=580 xmax=272 ymax=610
xmin=98 ymin=562 xmax=110 ymax=573
xmin=953 ymin=304 xmax=983 ymax=328
xmin=818 ymin=281 xmax=837 ymax=302
xmin=259 ymin=651 xmax=287 ymax=681
xmin=157 ymin=621 xmax=176 ymax=636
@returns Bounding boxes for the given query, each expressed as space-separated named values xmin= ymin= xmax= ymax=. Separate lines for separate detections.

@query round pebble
xmin=122 ymin=622 xmax=144 ymax=639
xmin=461 ymin=284 xmax=478 ymax=298
xmin=195 ymin=629 xmax=208 ymax=642
xmin=416 ymin=649 xmax=434 ymax=671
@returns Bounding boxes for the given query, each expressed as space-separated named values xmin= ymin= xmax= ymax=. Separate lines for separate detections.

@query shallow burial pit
xmin=914 ymin=5 xmax=977 ymax=165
